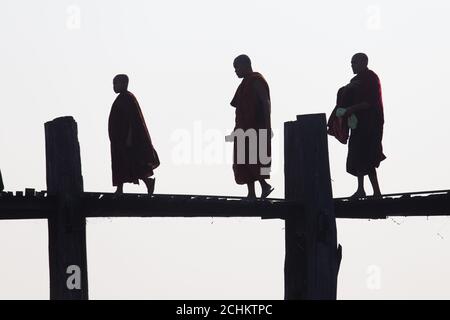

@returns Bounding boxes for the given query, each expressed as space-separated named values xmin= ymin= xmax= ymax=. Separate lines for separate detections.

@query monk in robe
xmin=228 ymin=55 xmax=274 ymax=199
xmin=329 ymin=53 xmax=386 ymax=198
xmin=108 ymin=74 xmax=160 ymax=195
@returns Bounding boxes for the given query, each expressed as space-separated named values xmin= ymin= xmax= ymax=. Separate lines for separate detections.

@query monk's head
xmin=233 ymin=55 xmax=253 ymax=78
xmin=351 ymin=53 xmax=369 ymax=74
xmin=113 ymin=74 xmax=129 ymax=94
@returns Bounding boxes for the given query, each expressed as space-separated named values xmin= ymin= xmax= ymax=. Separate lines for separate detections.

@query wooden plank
xmin=335 ymin=193 xmax=450 ymax=219
xmin=0 ymin=196 xmax=54 ymax=220
xmin=334 ymin=189 xmax=450 ymax=200
xmin=82 ymin=194 xmax=302 ymax=219
xmin=284 ymin=114 xmax=339 ymax=300
xmin=45 ymin=116 xmax=88 ymax=300
xmin=1 ymin=190 xmax=450 ymax=220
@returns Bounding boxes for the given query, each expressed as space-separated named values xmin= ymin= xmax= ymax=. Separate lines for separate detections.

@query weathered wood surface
xmin=45 ymin=116 xmax=88 ymax=300
xmin=284 ymin=114 xmax=339 ymax=300
xmin=0 ymin=113 xmax=448 ymax=302
xmin=1 ymin=190 xmax=450 ymax=220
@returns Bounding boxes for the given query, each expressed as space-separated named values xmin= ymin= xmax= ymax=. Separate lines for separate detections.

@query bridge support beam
xmin=45 ymin=116 xmax=88 ymax=300
xmin=284 ymin=113 xmax=341 ymax=300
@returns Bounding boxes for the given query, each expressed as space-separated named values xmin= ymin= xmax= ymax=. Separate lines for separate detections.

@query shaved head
xmin=351 ymin=53 xmax=369 ymax=74
xmin=233 ymin=54 xmax=253 ymax=78
xmin=113 ymin=74 xmax=129 ymax=93
xmin=114 ymin=74 xmax=129 ymax=86
xmin=352 ymin=53 xmax=369 ymax=66
xmin=234 ymin=54 xmax=252 ymax=67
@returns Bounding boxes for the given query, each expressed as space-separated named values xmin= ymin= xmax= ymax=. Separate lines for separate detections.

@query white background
xmin=1 ymin=0 xmax=450 ymax=299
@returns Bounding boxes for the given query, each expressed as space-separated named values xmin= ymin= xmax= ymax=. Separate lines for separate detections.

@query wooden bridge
xmin=1 ymin=189 xmax=450 ymax=220
xmin=0 ymin=114 xmax=449 ymax=300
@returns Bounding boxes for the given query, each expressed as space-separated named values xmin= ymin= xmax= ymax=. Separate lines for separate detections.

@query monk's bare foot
xmin=144 ymin=178 xmax=155 ymax=195
xmin=350 ymin=190 xmax=366 ymax=199
xmin=112 ymin=188 xmax=123 ymax=199
xmin=371 ymin=192 xmax=382 ymax=199
xmin=261 ymin=185 xmax=274 ymax=199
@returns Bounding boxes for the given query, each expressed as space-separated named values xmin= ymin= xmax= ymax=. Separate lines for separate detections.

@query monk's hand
xmin=348 ymin=114 xmax=358 ymax=129
xmin=336 ymin=108 xmax=346 ymax=117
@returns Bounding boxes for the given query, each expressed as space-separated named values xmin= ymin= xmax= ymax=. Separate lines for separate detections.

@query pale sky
xmin=1 ymin=0 xmax=450 ymax=299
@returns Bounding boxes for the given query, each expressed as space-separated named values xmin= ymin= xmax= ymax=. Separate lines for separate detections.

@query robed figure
xmin=228 ymin=55 xmax=274 ymax=199
xmin=328 ymin=53 xmax=386 ymax=198
xmin=108 ymin=74 xmax=160 ymax=195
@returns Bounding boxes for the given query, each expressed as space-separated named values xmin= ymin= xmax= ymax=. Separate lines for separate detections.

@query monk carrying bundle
xmin=328 ymin=53 xmax=386 ymax=198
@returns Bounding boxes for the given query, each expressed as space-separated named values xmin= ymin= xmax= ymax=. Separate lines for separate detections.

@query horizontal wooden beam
xmin=1 ymin=191 xmax=450 ymax=220
xmin=335 ymin=193 xmax=450 ymax=219
xmin=82 ymin=193 xmax=301 ymax=219
xmin=0 ymin=193 xmax=54 ymax=220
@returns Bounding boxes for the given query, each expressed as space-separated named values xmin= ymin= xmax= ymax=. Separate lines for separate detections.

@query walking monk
xmin=228 ymin=55 xmax=273 ymax=199
xmin=108 ymin=74 xmax=160 ymax=195
xmin=328 ymin=53 xmax=386 ymax=198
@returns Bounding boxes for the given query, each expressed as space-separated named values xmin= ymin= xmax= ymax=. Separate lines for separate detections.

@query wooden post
xmin=45 ymin=116 xmax=88 ymax=300
xmin=284 ymin=113 xmax=340 ymax=300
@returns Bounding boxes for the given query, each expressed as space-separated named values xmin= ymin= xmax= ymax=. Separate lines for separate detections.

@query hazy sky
xmin=1 ymin=0 xmax=450 ymax=299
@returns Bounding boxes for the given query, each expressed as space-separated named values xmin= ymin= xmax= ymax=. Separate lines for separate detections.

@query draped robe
xmin=230 ymin=72 xmax=271 ymax=184
xmin=108 ymin=91 xmax=160 ymax=186
xmin=328 ymin=69 xmax=386 ymax=176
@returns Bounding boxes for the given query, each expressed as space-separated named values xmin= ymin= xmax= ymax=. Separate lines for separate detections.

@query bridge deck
xmin=0 ymin=189 xmax=449 ymax=220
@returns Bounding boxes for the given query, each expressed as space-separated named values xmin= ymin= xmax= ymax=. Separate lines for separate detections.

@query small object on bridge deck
xmin=0 ymin=191 xmax=11 ymax=198
xmin=35 ymin=191 xmax=46 ymax=198
xmin=25 ymin=188 xmax=36 ymax=197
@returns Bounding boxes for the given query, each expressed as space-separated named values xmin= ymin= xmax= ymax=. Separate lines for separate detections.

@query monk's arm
xmin=254 ymin=80 xmax=271 ymax=129
xmin=346 ymin=79 xmax=379 ymax=114
xmin=108 ymin=108 xmax=129 ymax=145
xmin=347 ymin=102 xmax=370 ymax=114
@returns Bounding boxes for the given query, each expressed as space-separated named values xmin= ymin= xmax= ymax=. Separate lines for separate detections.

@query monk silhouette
xmin=228 ymin=55 xmax=273 ymax=199
xmin=328 ymin=53 xmax=386 ymax=198
xmin=108 ymin=74 xmax=160 ymax=195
